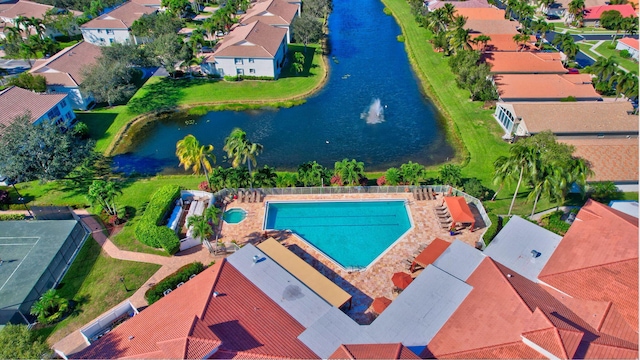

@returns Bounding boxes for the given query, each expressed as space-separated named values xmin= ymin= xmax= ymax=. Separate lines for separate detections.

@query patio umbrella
xmin=392 ymin=272 xmax=413 ymax=290
xmin=371 ymin=296 xmax=392 ymax=314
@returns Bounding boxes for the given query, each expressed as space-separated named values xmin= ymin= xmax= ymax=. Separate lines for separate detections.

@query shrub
xmin=539 ymin=210 xmax=571 ymax=235
xmin=144 ymin=262 xmax=205 ymax=304
xmin=462 ymin=178 xmax=494 ymax=201
xmin=72 ymin=122 xmax=90 ymax=139
xmin=483 ymin=213 xmax=508 ymax=245
xmin=134 ymin=185 xmax=181 ymax=254
xmin=588 ymin=181 xmax=622 ymax=202
xmin=0 ymin=213 xmax=25 ymax=221
xmin=383 ymin=7 xmax=392 ymax=15
xmin=619 ymin=49 xmax=631 ymax=59
xmin=377 ymin=175 xmax=386 ymax=186
xmin=560 ymin=96 xmax=577 ymax=102
xmin=594 ymin=81 xmax=615 ymax=95
xmin=0 ymin=190 xmax=9 ymax=204
xmin=198 ymin=180 xmax=211 ymax=192
xmin=397 ymin=35 xmax=405 ymax=42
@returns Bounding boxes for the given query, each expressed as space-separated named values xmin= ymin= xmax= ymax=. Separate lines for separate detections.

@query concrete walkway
xmin=583 ymin=40 xmax=633 ymax=73
xmin=51 ymin=210 xmax=222 ymax=355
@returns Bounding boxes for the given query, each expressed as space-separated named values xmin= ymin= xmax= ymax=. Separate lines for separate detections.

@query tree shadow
xmin=127 ymin=78 xmax=189 ymax=115
xmin=76 ymin=112 xmax=118 ymax=144
xmin=279 ymin=44 xmax=318 ymax=79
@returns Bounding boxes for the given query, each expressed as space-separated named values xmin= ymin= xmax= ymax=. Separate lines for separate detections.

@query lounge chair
xmin=425 ymin=187 xmax=433 ymax=200
xmin=237 ymin=190 xmax=243 ymax=203
xmin=413 ymin=188 xmax=420 ymax=201
xmin=430 ymin=187 xmax=437 ymax=199
xmin=252 ymin=190 xmax=258 ymax=203
xmin=421 ymin=188 xmax=428 ymax=200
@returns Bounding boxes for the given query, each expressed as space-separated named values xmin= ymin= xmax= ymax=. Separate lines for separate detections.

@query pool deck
xmin=218 ymin=193 xmax=484 ymax=324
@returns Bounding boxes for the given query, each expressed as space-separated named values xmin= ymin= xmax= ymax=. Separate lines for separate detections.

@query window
xmin=60 ymin=99 xmax=67 ymax=108
xmin=249 ymin=69 xmax=255 ymax=74
xmin=106 ymin=29 xmax=114 ymax=34
xmin=234 ymin=58 xmax=243 ymax=65
xmin=97 ymin=29 xmax=102 ymax=33
xmin=248 ymin=58 xmax=254 ymax=63
xmin=47 ymin=106 xmax=61 ymax=120
xmin=109 ymin=38 xmax=115 ymax=44
xmin=65 ymin=112 xmax=73 ymax=121
xmin=99 ymin=38 xmax=105 ymax=43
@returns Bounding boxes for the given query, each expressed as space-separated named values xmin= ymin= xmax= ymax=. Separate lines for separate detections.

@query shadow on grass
xmin=279 ymin=44 xmax=318 ymax=79
xmin=76 ymin=112 xmax=118 ymax=144
xmin=127 ymin=78 xmax=196 ymax=115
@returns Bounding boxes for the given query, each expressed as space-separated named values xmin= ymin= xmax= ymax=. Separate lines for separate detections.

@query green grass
xmin=76 ymin=107 xmax=138 ymax=154
xmin=554 ymin=24 xmax=619 ymax=34
xmin=381 ymin=0 xmax=510 ymax=185
xmin=33 ymin=237 xmax=160 ymax=344
xmin=593 ymin=41 xmax=639 ymax=75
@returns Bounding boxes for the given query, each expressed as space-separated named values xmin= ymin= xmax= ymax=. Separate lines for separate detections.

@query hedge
xmin=134 ymin=185 xmax=181 ymax=254
xmin=483 ymin=213 xmax=509 ymax=246
xmin=145 ymin=262 xmax=205 ymax=304
xmin=0 ymin=213 xmax=26 ymax=221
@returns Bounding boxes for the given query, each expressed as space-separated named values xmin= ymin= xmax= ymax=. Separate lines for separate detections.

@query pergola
xmin=444 ymin=196 xmax=476 ymax=230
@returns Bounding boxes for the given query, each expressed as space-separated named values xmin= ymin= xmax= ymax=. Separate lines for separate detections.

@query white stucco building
xmin=0 ymin=0 xmax=82 ymax=39
xmin=203 ymin=20 xmax=288 ymax=79
xmin=80 ymin=1 xmax=155 ymax=46
xmin=30 ymin=41 xmax=101 ymax=110
xmin=0 ymin=86 xmax=76 ymax=131
xmin=616 ymin=37 xmax=639 ymax=61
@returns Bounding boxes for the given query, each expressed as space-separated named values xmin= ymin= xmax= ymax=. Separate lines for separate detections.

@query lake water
xmin=113 ymin=0 xmax=454 ymax=174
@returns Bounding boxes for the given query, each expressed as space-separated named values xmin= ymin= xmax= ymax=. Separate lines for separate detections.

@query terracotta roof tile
xmin=598 ymin=304 xmax=640 ymax=345
xmin=0 ymin=86 xmax=68 ymax=127
xmin=81 ymin=2 xmax=155 ymax=29
xmin=214 ymin=20 xmax=287 ymax=59
xmin=522 ymin=327 xmax=568 ymax=359
xmin=584 ymin=4 xmax=637 ymax=19
xmin=72 ymin=260 xmax=317 ymax=359
xmin=428 ymin=0 xmax=491 ymax=10
xmin=471 ymin=34 xmax=537 ymax=52
xmin=455 ymin=7 xmax=505 ymax=20
xmin=506 ymin=101 xmax=638 ymax=135
xmin=618 ymin=37 xmax=639 ymax=50
xmin=465 ymin=19 xmax=519 ymax=35
xmin=582 ymin=342 xmax=640 ymax=359
xmin=241 ymin=0 xmax=298 ymax=26
xmin=0 ymin=0 xmax=80 ymax=19
xmin=427 ymin=258 xmax=533 ymax=357
xmin=30 ymin=41 xmax=101 ymax=86
xmin=483 ymin=51 xmax=567 ymax=74
xmin=559 ymin=138 xmax=639 ymax=182
xmin=434 ymin=342 xmax=546 ymax=359
xmin=494 ymin=74 xmax=602 ymax=101
xmin=555 ymin=0 xmax=609 ymax=10
xmin=522 ymin=307 xmax=555 ymax=333
xmin=329 ymin=343 xmax=420 ymax=359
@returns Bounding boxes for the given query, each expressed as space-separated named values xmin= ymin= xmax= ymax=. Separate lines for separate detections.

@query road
xmin=0 ymin=59 xmax=30 ymax=75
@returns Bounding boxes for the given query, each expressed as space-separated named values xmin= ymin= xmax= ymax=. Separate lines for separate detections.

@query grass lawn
xmin=381 ymin=0 xmax=510 ymax=185
xmin=593 ymin=41 xmax=639 ymax=75
xmin=76 ymin=107 xmax=138 ymax=154
xmin=33 ymin=237 xmax=160 ymax=344
xmin=554 ymin=24 xmax=619 ymax=34
xmin=578 ymin=42 xmax=599 ymax=61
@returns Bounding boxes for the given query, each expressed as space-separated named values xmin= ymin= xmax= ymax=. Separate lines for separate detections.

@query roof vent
xmin=531 ymin=250 xmax=541 ymax=258
xmin=507 ymin=274 xmax=512 ymax=278
xmin=213 ymin=291 xmax=219 ymax=298
xmin=128 ymin=336 xmax=134 ymax=341
xmin=252 ymin=255 xmax=260 ymax=263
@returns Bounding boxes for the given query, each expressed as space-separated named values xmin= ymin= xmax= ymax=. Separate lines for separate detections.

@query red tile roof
xmin=465 ymin=19 xmax=519 ymax=35
xmin=0 ymin=86 xmax=68 ymax=127
xmin=539 ymin=199 xmax=638 ymax=332
xmin=494 ymin=74 xmax=601 ymax=101
xmin=0 ymin=0 xmax=81 ymax=20
xmin=454 ymin=7 xmax=505 ymax=20
xmin=483 ymin=51 xmax=567 ymax=74
xmin=72 ymin=260 xmax=318 ymax=359
xmin=241 ymin=0 xmax=298 ymax=26
xmin=81 ymin=1 xmax=155 ymax=29
xmin=472 ymin=34 xmax=537 ymax=52
xmin=428 ymin=0 xmax=491 ymax=10
xmin=618 ymin=37 xmax=639 ymax=50
xmin=559 ymin=138 xmax=639 ymax=182
xmin=329 ymin=343 xmax=420 ymax=359
xmin=584 ymin=4 xmax=637 ymax=19
xmin=214 ymin=20 xmax=287 ymax=59
xmin=30 ymin=41 xmax=101 ymax=86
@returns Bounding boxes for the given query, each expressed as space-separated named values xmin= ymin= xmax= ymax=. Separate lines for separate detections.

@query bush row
xmin=0 ymin=213 xmax=26 ymax=221
xmin=483 ymin=213 xmax=508 ymax=246
xmin=145 ymin=262 xmax=205 ymax=305
xmin=134 ymin=185 xmax=181 ymax=254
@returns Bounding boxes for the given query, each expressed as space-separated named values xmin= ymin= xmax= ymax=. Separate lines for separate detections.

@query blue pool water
xmin=224 ymin=208 xmax=247 ymax=224
xmin=264 ymin=200 xmax=412 ymax=269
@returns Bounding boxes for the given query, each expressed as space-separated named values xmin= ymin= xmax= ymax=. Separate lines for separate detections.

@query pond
xmin=112 ymin=0 xmax=454 ymax=174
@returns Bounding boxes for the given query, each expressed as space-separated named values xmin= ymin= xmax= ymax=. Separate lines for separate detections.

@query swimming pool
xmin=224 ymin=208 xmax=247 ymax=224
xmin=264 ymin=200 xmax=412 ymax=270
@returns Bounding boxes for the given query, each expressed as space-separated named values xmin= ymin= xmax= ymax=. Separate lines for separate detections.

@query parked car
xmin=567 ymin=68 xmax=580 ymax=74
xmin=547 ymin=14 xmax=561 ymax=20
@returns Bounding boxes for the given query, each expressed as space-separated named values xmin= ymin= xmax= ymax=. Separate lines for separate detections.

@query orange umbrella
xmin=392 ymin=271 xmax=413 ymax=290
xmin=371 ymin=296 xmax=392 ymax=314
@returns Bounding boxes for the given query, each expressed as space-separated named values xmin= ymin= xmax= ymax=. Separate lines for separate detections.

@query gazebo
xmin=444 ymin=196 xmax=476 ymax=230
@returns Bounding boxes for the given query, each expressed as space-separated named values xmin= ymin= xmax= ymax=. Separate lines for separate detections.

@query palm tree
xmin=19 ymin=37 xmax=40 ymax=68
xmin=27 ymin=17 xmax=46 ymax=39
xmin=450 ymin=27 xmax=473 ymax=53
xmin=591 ymin=56 xmax=618 ymax=83
xmin=204 ymin=206 xmax=222 ymax=226
xmin=176 ymin=134 xmax=216 ymax=186
xmin=14 ymin=16 xmax=30 ymax=37
xmin=333 ymin=158 xmax=365 ymax=186
xmin=297 ymin=161 xmax=328 ymax=186
xmin=225 ymin=167 xmax=251 ymax=188
xmin=512 ymin=33 xmax=531 ymax=51
xmin=621 ymin=16 xmax=638 ymax=36
xmin=384 ymin=167 xmax=402 ymax=185
xmin=399 ymin=162 xmax=426 ymax=186
xmin=223 ymin=128 xmax=263 ymax=174
xmin=473 ymin=34 xmax=491 ymax=53
xmin=567 ymin=0 xmax=585 ymax=26
xmin=442 ymin=3 xmax=456 ymax=25
xmin=493 ymin=141 xmax=539 ymax=216
xmin=532 ymin=19 xmax=554 ymax=47
xmin=188 ymin=27 xmax=206 ymax=57
xmin=527 ymin=160 xmax=562 ymax=217
xmin=609 ymin=70 xmax=638 ymax=101
xmin=253 ymin=165 xmax=278 ymax=187
xmin=30 ymin=289 xmax=69 ymax=325
xmin=187 ymin=215 xmax=213 ymax=243
xmin=276 ymin=173 xmax=298 ymax=187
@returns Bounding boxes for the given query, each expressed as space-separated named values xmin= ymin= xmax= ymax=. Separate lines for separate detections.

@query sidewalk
xmin=52 ymin=211 xmax=222 ymax=356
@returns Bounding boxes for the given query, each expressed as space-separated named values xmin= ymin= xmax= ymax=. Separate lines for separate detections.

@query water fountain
xmin=362 ymin=98 xmax=384 ymax=124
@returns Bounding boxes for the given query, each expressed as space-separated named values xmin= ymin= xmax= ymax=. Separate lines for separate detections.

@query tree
xmin=600 ymin=10 xmax=624 ymax=41
xmin=253 ymin=165 xmax=278 ymax=187
xmin=292 ymin=14 xmax=323 ymax=49
xmin=512 ymin=33 xmax=530 ymax=51
xmin=384 ymin=167 xmax=402 ymax=185
xmin=8 ymin=72 xmax=47 ymax=92
xmin=225 ymin=167 xmax=251 ymax=188
xmin=19 ymin=35 xmax=41 ymax=68
xmin=43 ymin=10 xmax=78 ymax=37
xmin=621 ymin=15 xmax=638 ymax=36
xmin=493 ymin=141 xmax=538 ymax=215
xmin=205 ymin=205 xmax=222 ymax=226
xmin=609 ymin=70 xmax=638 ymax=100
xmin=0 ymin=324 xmax=52 ymax=359
xmin=304 ymin=0 xmax=332 ymax=18
xmin=532 ymin=19 xmax=554 ymax=47
xmin=223 ymin=128 xmax=263 ymax=174
xmin=0 ymin=113 xmax=93 ymax=183
xmin=161 ymin=0 xmax=190 ymax=16
xmin=333 ymin=158 xmax=365 ymax=186
xmin=590 ymin=56 xmax=618 ymax=83
xmin=472 ymin=34 xmax=491 ymax=53
xmin=297 ymin=161 xmax=329 ymax=186
xmin=449 ymin=27 xmax=473 ymax=54
xmin=30 ymin=289 xmax=69 ymax=325
xmin=553 ymin=33 xmax=579 ymax=60
xmin=187 ymin=214 xmax=213 ymax=242
xmin=276 ymin=172 xmax=298 ymax=187
xmin=438 ymin=164 xmax=463 ymax=187
xmin=176 ymin=134 xmax=216 ymax=185
xmin=81 ymin=59 xmax=136 ymax=106
xmin=567 ymin=0 xmax=585 ymax=25
xmin=587 ymin=181 xmax=621 ymax=202
xmin=147 ymin=33 xmax=191 ymax=76
xmin=86 ymin=180 xmax=121 ymax=216
xmin=187 ymin=27 xmax=206 ymax=57
xmin=131 ymin=11 xmax=184 ymax=40
xmin=399 ymin=161 xmax=426 ymax=185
